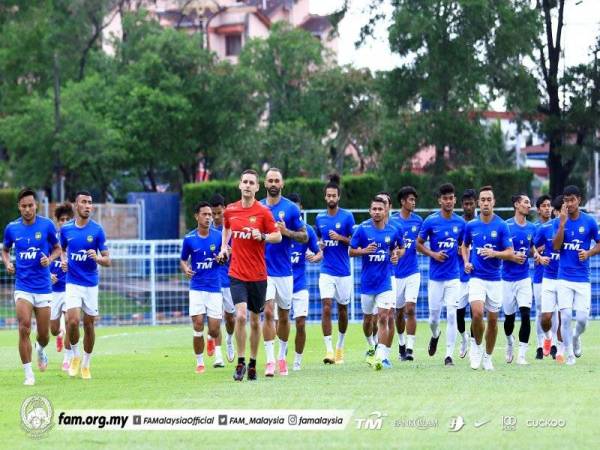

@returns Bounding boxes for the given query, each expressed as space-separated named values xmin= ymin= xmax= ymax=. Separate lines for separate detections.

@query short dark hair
xmin=324 ymin=173 xmax=341 ymax=195
xmin=563 ymin=185 xmax=581 ymax=198
xmin=535 ymin=194 xmax=552 ymax=209
xmin=74 ymin=191 xmax=92 ymax=202
xmin=209 ymin=193 xmax=225 ymax=207
xmin=552 ymin=195 xmax=564 ymax=211
xmin=265 ymin=167 xmax=283 ymax=177
xmin=194 ymin=201 xmax=211 ymax=214
xmin=54 ymin=202 xmax=74 ymax=220
xmin=241 ymin=169 xmax=259 ymax=182
xmin=478 ymin=185 xmax=493 ymax=196
xmin=437 ymin=183 xmax=455 ymax=198
xmin=511 ymin=193 xmax=528 ymax=208
xmin=461 ymin=189 xmax=476 ymax=201
xmin=287 ymin=193 xmax=301 ymax=204
xmin=17 ymin=188 xmax=36 ymax=202
xmin=398 ymin=186 xmax=418 ymax=203
xmin=370 ymin=196 xmax=386 ymax=208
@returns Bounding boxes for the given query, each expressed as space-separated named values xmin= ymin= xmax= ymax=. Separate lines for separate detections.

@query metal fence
xmin=1 ymin=239 xmax=599 ymax=329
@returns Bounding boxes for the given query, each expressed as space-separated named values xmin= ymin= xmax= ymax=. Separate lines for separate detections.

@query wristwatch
xmin=261 ymin=233 xmax=267 ymax=242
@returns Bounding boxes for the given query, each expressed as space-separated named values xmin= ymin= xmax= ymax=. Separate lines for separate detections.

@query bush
xmin=182 ymin=169 xmax=534 ymax=229
xmin=0 ymin=189 xmax=18 ymax=240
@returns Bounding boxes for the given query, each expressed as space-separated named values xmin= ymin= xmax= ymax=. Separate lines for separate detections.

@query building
xmin=102 ymin=0 xmax=338 ymax=63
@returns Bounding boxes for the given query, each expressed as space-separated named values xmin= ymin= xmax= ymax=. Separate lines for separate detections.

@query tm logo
xmin=475 ymin=244 xmax=495 ymax=255
xmin=438 ymin=238 xmax=456 ymax=250
xmin=322 ymin=240 xmax=339 ymax=247
xmin=563 ymin=239 xmax=583 ymax=251
xmin=70 ymin=250 xmax=88 ymax=262
xmin=355 ymin=411 xmax=387 ymax=430
xmin=19 ymin=247 xmax=40 ymax=260
xmin=196 ymin=259 xmax=214 ymax=270
xmin=290 ymin=252 xmax=301 ymax=264
xmin=368 ymin=251 xmax=386 ymax=262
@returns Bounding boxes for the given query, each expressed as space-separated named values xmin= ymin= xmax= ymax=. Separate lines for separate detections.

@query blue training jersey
xmin=534 ymin=218 xmax=560 ymax=280
xmin=502 ymin=218 xmax=536 ymax=282
xmin=181 ymin=228 xmax=222 ymax=292
xmin=554 ymin=212 xmax=599 ymax=283
xmin=532 ymin=221 xmax=547 ymax=283
xmin=463 ymin=214 xmax=512 ymax=282
xmin=260 ymin=197 xmax=304 ymax=277
xmin=3 ymin=216 xmax=58 ymax=294
xmin=350 ymin=220 xmax=402 ymax=295
xmin=418 ymin=211 xmax=465 ymax=281
xmin=50 ymin=258 xmax=66 ymax=293
xmin=390 ymin=212 xmax=422 ymax=278
xmin=315 ymin=208 xmax=355 ymax=277
xmin=291 ymin=224 xmax=320 ymax=293
xmin=213 ymin=224 xmax=230 ymax=288
xmin=59 ymin=219 xmax=108 ymax=287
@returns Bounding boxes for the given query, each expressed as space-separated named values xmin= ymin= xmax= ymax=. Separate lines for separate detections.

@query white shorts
xmin=65 ymin=283 xmax=99 ymax=317
xmin=291 ymin=290 xmax=309 ymax=319
xmin=50 ymin=291 xmax=66 ymax=320
xmin=266 ymin=276 xmax=293 ymax=310
xmin=458 ymin=282 xmax=469 ymax=309
xmin=541 ymin=278 xmax=559 ymax=313
xmin=222 ymin=287 xmax=235 ymax=314
xmin=189 ymin=290 xmax=223 ymax=319
xmin=502 ymin=278 xmax=533 ymax=316
xmin=319 ymin=274 xmax=352 ymax=305
xmin=533 ymin=282 xmax=542 ymax=313
xmin=428 ymin=279 xmax=460 ymax=310
xmin=468 ymin=278 xmax=502 ymax=313
xmin=14 ymin=291 xmax=52 ymax=309
xmin=395 ymin=273 xmax=420 ymax=308
xmin=361 ymin=290 xmax=395 ymax=315
xmin=557 ymin=280 xmax=591 ymax=313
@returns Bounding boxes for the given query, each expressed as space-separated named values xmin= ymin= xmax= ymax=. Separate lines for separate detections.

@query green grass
xmin=1 ymin=322 xmax=598 ymax=449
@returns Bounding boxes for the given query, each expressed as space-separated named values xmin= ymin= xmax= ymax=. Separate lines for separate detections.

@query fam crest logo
xmin=20 ymin=395 xmax=54 ymax=439
xmin=35 ymin=232 xmax=42 ymax=240
xmin=87 ymin=235 xmax=94 ymax=243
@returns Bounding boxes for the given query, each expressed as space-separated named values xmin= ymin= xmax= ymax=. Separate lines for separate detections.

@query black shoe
xmin=428 ymin=334 xmax=440 ymax=356
xmin=247 ymin=366 xmax=257 ymax=381
xmin=404 ymin=349 xmax=414 ymax=361
xmin=444 ymin=356 xmax=454 ymax=366
xmin=233 ymin=363 xmax=246 ymax=381
xmin=399 ymin=344 xmax=406 ymax=360
xmin=550 ymin=345 xmax=558 ymax=360
xmin=535 ymin=347 xmax=544 ymax=360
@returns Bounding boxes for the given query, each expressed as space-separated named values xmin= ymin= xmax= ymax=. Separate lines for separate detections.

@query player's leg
xmin=263 ymin=278 xmax=277 ymax=373
xmin=62 ymin=310 xmax=72 ymax=371
xmin=427 ymin=280 xmax=443 ymax=357
xmin=468 ymin=278 xmax=485 ymax=370
xmin=33 ymin=301 xmax=51 ymax=373
xmin=557 ymin=281 xmax=576 ymax=365
xmin=191 ymin=312 xmax=206 ymax=373
xmin=276 ymin=277 xmax=293 ymax=376
xmin=533 ymin=283 xmax=545 ymax=359
xmin=230 ymin=277 xmax=249 ymax=381
xmin=572 ymin=282 xmax=591 ymax=359
xmin=443 ymin=280 xmax=460 ymax=366
xmin=516 ymin=279 xmax=533 ymax=365
xmin=292 ymin=290 xmax=309 ymax=371
xmin=15 ymin=297 xmax=35 ymax=385
xmin=65 ymin=284 xmax=83 ymax=377
xmin=333 ymin=275 xmax=352 ymax=364
xmin=457 ymin=282 xmax=470 ymax=358
xmin=404 ymin=273 xmax=420 ymax=360
xmin=502 ymin=281 xmax=517 ymax=363
xmin=204 ymin=292 xmax=224 ymax=368
xmin=482 ymin=281 xmax=502 ymax=371
xmin=361 ymin=294 xmax=376 ymax=365
xmin=78 ymin=286 xmax=99 ymax=379
xmin=319 ymin=274 xmax=335 ymax=364
xmin=373 ymin=291 xmax=395 ymax=369
xmin=247 ymin=280 xmax=266 ymax=380
xmin=395 ymin=277 xmax=407 ymax=359
xmin=50 ymin=293 xmax=63 ymax=352
xmin=222 ymin=287 xmax=236 ymax=363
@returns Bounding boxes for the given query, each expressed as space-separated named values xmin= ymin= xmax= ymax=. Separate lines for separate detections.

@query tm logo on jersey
xmin=19 ymin=247 xmax=41 ymax=260
xmin=437 ymin=238 xmax=456 ymax=250
xmin=322 ymin=240 xmax=339 ymax=247
xmin=563 ymin=239 xmax=583 ymax=251
xmin=475 ymin=244 xmax=495 ymax=255
xmin=404 ymin=239 xmax=414 ymax=249
xmin=368 ymin=250 xmax=387 ymax=262
xmin=196 ymin=258 xmax=214 ymax=270
xmin=290 ymin=252 xmax=302 ymax=264
xmin=70 ymin=250 xmax=89 ymax=262
xmin=232 ymin=227 xmax=254 ymax=240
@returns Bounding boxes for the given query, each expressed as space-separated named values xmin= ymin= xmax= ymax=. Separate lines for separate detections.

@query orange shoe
xmin=56 ymin=331 xmax=64 ymax=353
xmin=195 ymin=364 xmax=205 ymax=374
xmin=543 ymin=338 xmax=552 ymax=357
xmin=556 ymin=354 xmax=565 ymax=364
xmin=207 ymin=338 xmax=215 ymax=357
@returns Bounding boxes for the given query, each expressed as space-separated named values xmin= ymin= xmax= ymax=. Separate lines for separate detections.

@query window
xmin=225 ymin=34 xmax=242 ymax=56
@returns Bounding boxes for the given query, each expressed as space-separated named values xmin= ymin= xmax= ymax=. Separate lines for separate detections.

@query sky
xmin=310 ymin=0 xmax=600 ymax=72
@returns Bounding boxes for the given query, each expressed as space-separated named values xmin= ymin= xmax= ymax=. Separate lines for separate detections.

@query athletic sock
xmin=71 ymin=343 xmax=80 ymax=357
xmin=237 ymin=357 xmax=245 ymax=365
xmin=366 ymin=335 xmax=375 ymax=347
xmin=543 ymin=330 xmax=552 ymax=340
xmin=518 ymin=342 xmax=528 ymax=359
xmin=215 ymin=345 xmax=222 ymax=358
xmin=336 ymin=332 xmax=345 ymax=349
xmin=372 ymin=333 xmax=378 ymax=345
xmin=461 ymin=331 xmax=468 ymax=343
xmin=278 ymin=340 xmax=288 ymax=360
xmin=264 ymin=340 xmax=275 ymax=364
xmin=294 ymin=352 xmax=302 ymax=365
xmin=23 ymin=362 xmax=34 ymax=378
xmin=398 ymin=333 xmax=406 ymax=346
xmin=324 ymin=335 xmax=333 ymax=353
xmin=406 ymin=334 xmax=415 ymax=350
xmin=82 ymin=352 xmax=92 ymax=368
xmin=226 ymin=333 xmax=234 ymax=345
xmin=196 ymin=353 xmax=204 ymax=366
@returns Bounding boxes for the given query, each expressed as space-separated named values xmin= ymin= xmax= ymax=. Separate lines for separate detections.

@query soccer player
xmin=535 ymin=195 xmax=563 ymax=361
xmin=417 ymin=183 xmax=466 ymax=366
xmin=552 ymin=185 xmax=600 ymax=366
xmin=315 ymin=175 xmax=355 ymax=364
xmin=218 ymin=169 xmax=281 ymax=381
xmin=288 ymin=193 xmax=322 ymax=371
xmin=501 ymin=194 xmax=539 ymax=365
xmin=533 ymin=194 xmax=552 ymax=359
xmin=180 ymin=201 xmax=224 ymax=373
xmin=61 ymin=191 xmax=111 ymax=379
xmin=350 ymin=197 xmax=403 ymax=369
xmin=260 ymin=168 xmax=307 ymax=376
xmin=462 ymin=186 xmax=516 ymax=371
xmin=390 ymin=186 xmax=423 ymax=361
xmin=209 ymin=194 xmax=235 ymax=364
xmin=50 ymin=203 xmax=74 ymax=371
xmin=376 ymin=192 xmax=397 ymax=347
xmin=2 ymin=188 xmax=61 ymax=385
xmin=457 ymin=189 xmax=476 ymax=358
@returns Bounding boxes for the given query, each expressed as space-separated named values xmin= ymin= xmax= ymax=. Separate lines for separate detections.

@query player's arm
xmin=281 ymin=224 xmax=308 ymax=243
xmin=578 ymin=221 xmax=600 ymax=261
xmin=552 ymin=204 xmax=568 ymax=251
xmin=93 ymin=250 xmax=111 ymax=267
xmin=481 ymin=246 xmax=518 ymax=261
xmin=180 ymin=259 xmax=195 ymax=278
xmin=1 ymin=245 xmax=14 ymax=274
xmin=41 ymin=243 xmax=62 ymax=267
xmin=257 ymin=230 xmax=282 ymax=244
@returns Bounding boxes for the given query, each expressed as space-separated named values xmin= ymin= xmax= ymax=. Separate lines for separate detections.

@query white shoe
xmin=505 ymin=342 xmax=514 ymax=364
xmin=213 ymin=356 xmax=225 ymax=368
xmin=459 ymin=337 xmax=468 ymax=358
xmin=23 ymin=377 xmax=35 ymax=386
xmin=516 ymin=355 xmax=529 ymax=365
xmin=482 ymin=354 xmax=495 ymax=371
xmin=293 ymin=360 xmax=301 ymax=371
xmin=573 ymin=336 xmax=582 ymax=358
xmin=470 ymin=344 xmax=481 ymax=370
xmin=35 ymin=342 xmax=48 ymax=372
xmin=226 ymin=343 xmax=235 ymax=363
xmin=566 ymin=355 xmax=576 ymax=366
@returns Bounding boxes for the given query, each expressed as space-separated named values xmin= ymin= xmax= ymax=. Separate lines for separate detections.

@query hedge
xmin=183 ymin=169 xmax=534 ymax=229
xmin=0 ymin=189 xmax=18 ymax=240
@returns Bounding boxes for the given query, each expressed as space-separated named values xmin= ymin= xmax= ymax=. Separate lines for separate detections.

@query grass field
xmin=1 ymin=322 xmax=598 ymax=449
